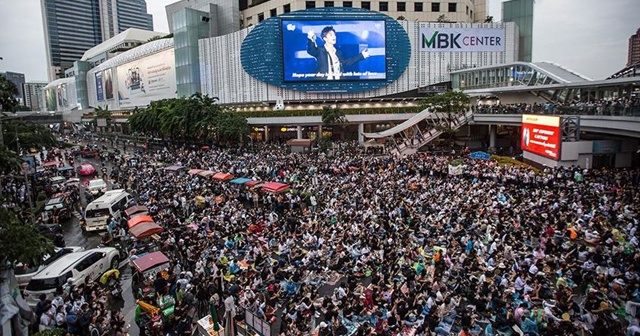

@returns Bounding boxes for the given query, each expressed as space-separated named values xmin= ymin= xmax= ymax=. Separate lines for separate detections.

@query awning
xmin=213 ymin=173 xmax=235 ymax=181
xmin=245 ymin=180 xmax=262 ymax=188
xmin=43 ymin=161 xmax=59 ymax=167
xmin=128 ymin=215 xmax=154 ymax=229
xmin=57 ymin=166 xmax=74 ymax=172
xmin=188 ymin=169 xmax=204 ymax=175
xmin=163 ymin=165 xmax=184 ymax=172
xmin=131 ymin=251 xmax=170 ymax=273
xmin=130 ymin=222 xmax=164 ymax=239
xmin=229 ymin=177 xmax=252 ymax=185
xmin=261 ymin=182 xmax=290 ymax=193
xmin=125 ymin=205 xmax=149 ymax=217
xmin=198 ymin=170 xmax=215 ymax=177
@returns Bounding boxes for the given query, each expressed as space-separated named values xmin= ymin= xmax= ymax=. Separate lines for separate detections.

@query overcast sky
xmin=0 ymin=0 xmax=638 ymax=82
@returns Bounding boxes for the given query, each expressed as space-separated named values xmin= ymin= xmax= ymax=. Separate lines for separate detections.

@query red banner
xmin=521 ymin=115 xmax=561 ymax=160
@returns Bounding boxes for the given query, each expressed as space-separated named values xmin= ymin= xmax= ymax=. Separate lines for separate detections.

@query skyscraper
xmin=502 ymin=0 xmax=534 ymax=62
xmin=23 ymin=82 xmax=48 ymax=111
xmin=0 ymin=72 xmax=26 ymax=106
xmin=628 ymin=27 xmax=640 ymax=67
xmin=41 ymin=0 xmax=154 ymax=81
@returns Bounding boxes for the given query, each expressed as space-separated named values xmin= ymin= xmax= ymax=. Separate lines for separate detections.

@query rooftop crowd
xmin=473 ymin=97 xmax=640 ymax=116
xmin=86 ymin=140 xmax=640 ymax=336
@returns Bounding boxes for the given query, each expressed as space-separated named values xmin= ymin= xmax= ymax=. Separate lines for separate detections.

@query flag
xmin=210 ymin=300 xmax=221 ymax=331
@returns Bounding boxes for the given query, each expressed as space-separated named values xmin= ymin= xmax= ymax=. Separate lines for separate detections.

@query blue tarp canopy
xmin=229 ymin=177 xmax=252 ymax=185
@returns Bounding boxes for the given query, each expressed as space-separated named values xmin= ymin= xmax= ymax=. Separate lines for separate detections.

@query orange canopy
xmin=129 ymin=222 xmax=164 ymax=239
xmin=213 ymin=173 xmax=235 ymax=181
xmin=128 ymin=215 xmax=154 ymax=229
xmin=188 ymin=169 xmax=204 ymax=175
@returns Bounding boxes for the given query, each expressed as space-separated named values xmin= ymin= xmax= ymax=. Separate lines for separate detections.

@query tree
xmin=94 ymin=106 xmax=112 ymax=132
xmin=214 ymin=111 xmax=248 ymax=141
xmin=0 ymin=208 xmax=55 ymax=271
xmin=3 ymin=119 xmax=57 ymax=153
xmin=0 ymin=145 xmax=20 ymax=174
xmin=484 ymin=16 xmax=494 ymax=23
xmin=0 ymin=74 xmax=19 ymax=112
xmin=321 ymin=106 xmax=347 ymax=126
xmin=420 ymin=90 xmax=470 ymax=144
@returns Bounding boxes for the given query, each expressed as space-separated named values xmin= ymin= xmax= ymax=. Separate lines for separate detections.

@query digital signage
xmin=104 ymin=69 xmax=114 ymax=100
xmin=521 ymin=114 xmax=561 ymax=160
xmin=281 ymin=20 xmax=386 ymax=82
xmin=116 ymin=49 xmax=177 ymax=107
xmin=95 ymin=71 xmax=104 ymax=101
xmin=419 ymin=27 xmax=505 ymax=52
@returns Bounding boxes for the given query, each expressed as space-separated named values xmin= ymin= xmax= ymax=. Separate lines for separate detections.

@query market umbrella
xmin=99 ymin=269 xmax=120 ymax=284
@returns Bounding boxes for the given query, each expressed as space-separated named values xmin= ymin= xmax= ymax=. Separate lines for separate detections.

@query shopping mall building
xmin=39 ymin=3 xmax=523 ymax=142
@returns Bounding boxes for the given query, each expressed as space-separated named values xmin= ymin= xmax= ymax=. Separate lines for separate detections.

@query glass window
xmin=414 ymin=2 xmax=423 ymax=11
xmin=431 ymin=2 xmax=440 ymax=12
xmin=466 ymin=5 xmax=468 ymax=14
xmin=343 ymin=1 xmax=352 ymax=7
xmin=270 ymin=8 xmax=277 ymax=16
xmin=361 ymin=1 xmax=370 ymax=9
xmin=258 ymin=13 xmax=264 ymax=22
xmin=379 ymin=1 xmax=388 ymax=11
xmin=324 ymin=1 xmax=334 ymax=6
xmin=26 ymin=272 xmax=72 ymax=291
xmin=448 ymin=2 xmax=456 ymax=12
xmin=305 ymin=1 xmax=315 ymax=9
xmin=86 ymin=208 xmax=110 ymax=218
xmin=397 ymin=2 xmax=405 ymax=11
xmin=283 ymin=4 xmax=291 ymax=12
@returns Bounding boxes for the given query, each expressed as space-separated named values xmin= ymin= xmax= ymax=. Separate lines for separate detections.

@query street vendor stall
xmin=198 ymin=170 xmax=215 ymax=178
xmin=128 ymin=215 xmax=155 ymax=229
xmin=213 ymin=172 xmax=235 ymax=181
xmin=130 ymin=222 xmax=163 ymax=239
xmin=163 ymin=165 xmax=185 ymax=174
xmin=245 ymin=180 xmax=263 ymax=188
xmin=261 ymin=182 xmax=290 ymax=194
xmin=229 ymin=177 xmax=252 ymax=185
xmin=131 ymin=251 xmax=170 ymax=288
xmin=125 ymin=205 xmax=149 ymax=219
xmin=188 ymin=169 xmax=204 ymax=175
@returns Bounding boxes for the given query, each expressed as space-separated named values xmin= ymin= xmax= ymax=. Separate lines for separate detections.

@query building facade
xmin=502 ymin=0 xmax=534 ymax=62
xmin=0 ymin=72 xmax=26 ymax=106
xmin=165 ymin=0 xmax=241 ymax=37
xmin=241 ymin=0 xmax=487 ymax=27
xmin=23 ymin=82 xmax=48 ymax=111
xmin=41 ymin=0 xmax=154 ymax=81
xmin=629 ymin=27 xmax=640 ymax=67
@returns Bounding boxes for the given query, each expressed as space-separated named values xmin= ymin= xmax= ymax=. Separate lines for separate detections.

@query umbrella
xmin=78 ymin=163 xmax=95 ymax=176
xmin=99 ymin=269 xmax=120 ymax=284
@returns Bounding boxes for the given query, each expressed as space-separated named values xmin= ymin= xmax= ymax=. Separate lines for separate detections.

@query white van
xmin=24 ymin=247 xmax=120 ymax=307
xmin=84 ymin=189 xmax=134 ymax=231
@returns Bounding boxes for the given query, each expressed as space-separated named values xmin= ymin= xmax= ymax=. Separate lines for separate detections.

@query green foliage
xmin=317 ymin=136 xmax=333 ymax=152
xmin=449 ymin=158 xmax=464 ymax=166
xmin=128 ymin=94 xmax=247 ymax=142
xmin=2 ymin=119 xmax=57 ymax=152
xmin=490 ymin=155 xmax=540 ymax=172
xmin=0 ymin=146 xmax=21 ymax=174
xmin=321 ymin=106 xmax=347 ymax=126
xmin=0 ymin=74 xmax=20 ymax=112
xmin=34 ymin=328 xmax=67 ymax=336
xmin=436 ymin=15 xmax=452 ymax=23
xmin=0 ymin=208 xmax=55 ymax=268
xmin=420 ymin=90 xmax=470 ymax=113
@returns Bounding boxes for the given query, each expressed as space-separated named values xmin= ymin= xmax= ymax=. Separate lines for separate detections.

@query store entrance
xmin=592 ymin=154 xmax=615 ymax=168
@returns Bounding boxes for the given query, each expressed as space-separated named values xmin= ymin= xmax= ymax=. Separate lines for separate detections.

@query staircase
xmin=390 ymin=110 xmax=474 ymax=156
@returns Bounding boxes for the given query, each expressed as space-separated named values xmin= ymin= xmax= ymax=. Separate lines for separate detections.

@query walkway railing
xmin=473 ymin=103 xmax=640 ymax=117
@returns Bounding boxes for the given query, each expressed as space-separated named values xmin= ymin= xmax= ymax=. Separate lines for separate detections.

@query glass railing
xmin=472 ymin=103 xmax=640 ymax=117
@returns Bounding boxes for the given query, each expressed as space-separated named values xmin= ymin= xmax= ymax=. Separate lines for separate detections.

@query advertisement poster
xmin=419 ymin=27 xmax=505 ymax=52
xmin=95 ymin=71 xmax=104 ymax=101
xmin=104 ymin=69 xmax=114 ymax=100
xmin=45 ymin=88 xmax=56 ymax=111
xmin=281 ymin=20 xmax=386 ymax=82
xmin=116 ymin=49 xmax=176 ymax=107
xmin=521 ymin=114 xmax=561 ymax=160
xmin=56 ymin=84 xmax=68 ymax=109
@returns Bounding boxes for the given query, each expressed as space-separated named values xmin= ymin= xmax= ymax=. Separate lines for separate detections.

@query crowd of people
xmin=474 ymin=97 xmax=640 ymax=116
xmin=84 ymin=140 xmax=640 ymax=336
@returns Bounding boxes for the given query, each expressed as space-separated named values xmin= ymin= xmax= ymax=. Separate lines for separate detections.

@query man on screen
xmin=307 ymin=26 xmax=370 ymax=80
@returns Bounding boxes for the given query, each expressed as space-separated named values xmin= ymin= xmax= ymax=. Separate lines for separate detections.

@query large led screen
xmin=281 ymin=20 xmax=386 ymax=82
xmin=521 ymin=114 xmax=561 ymax=160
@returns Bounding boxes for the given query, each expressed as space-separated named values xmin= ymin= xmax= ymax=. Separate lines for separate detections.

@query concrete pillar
xmin=264 ymin=126 xmax=269 ymax=142
xmin=489 ymin=124 xmax=497 ymax=149
xmin=296 ymin=125 xmax=302 ymax=139
xmin=358 ymin=123 xmax=364 ymax=144
xmin=318 ymin=124 xmax=323 ymax=139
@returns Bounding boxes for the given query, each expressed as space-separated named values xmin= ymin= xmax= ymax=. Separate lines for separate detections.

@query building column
xmin=296 ymin=126 xmax=302 ymax=139
xmin=318 ymin=124 xmax=323 ymax=139
xmin=264 ymin=126 xmax=269 ymax=142
xmin=358 ymin=123 xmax=364 ymax=144
xmin=489 ymin=124 xmax=497 ymax=150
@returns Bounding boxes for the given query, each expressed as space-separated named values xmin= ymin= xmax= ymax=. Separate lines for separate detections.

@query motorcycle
xmin=109 ymin=277 xmax=123 ymax=300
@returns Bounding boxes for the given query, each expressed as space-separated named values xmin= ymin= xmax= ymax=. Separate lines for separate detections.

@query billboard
xmin=116 ymin=49 xmax=176 ymax=107
xmin=56 ymin=83 xmax=69 ymax=109
xmin=419 ymin=27 xmax=505 ymax=52
xmin=281 ymin=20 xmax=386 ymax=82
xmin=45 ymin=88 xmax=56 ymax=111
xmin=104 ymin=69 xmax=114 ymax=100
xmin=521 ymin=114 xmax=561 ymax=160
xmin=95 ymin=71 xmax=104 ymax=101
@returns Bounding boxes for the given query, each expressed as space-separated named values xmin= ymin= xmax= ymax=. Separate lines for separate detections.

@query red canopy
xmin=261 ymin=182 xmax=290 ymax=193
xmin=245 ymin=180 xmax=262 ymax=188
xmin=213 ymin=173 xmax=234 ymax=181
xmin=188 ymin=169 xmax=204 ymax=175
xmin=129 ymin=222 xmax=164 ymax=239
xmin=43 ymin=161 xmax=59 ymax=167
xmin=128 ymin=215 xmax=154 ymax=229
xmin=198 ymin=170 xmax=215 ymax=177
xmin=132 ymin=251 xmax=170 ymax=273
xmin=124 ymin=205 xmax=148 ymax=217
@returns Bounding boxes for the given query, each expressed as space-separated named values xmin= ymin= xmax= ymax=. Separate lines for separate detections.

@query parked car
xmin=49 ymin=176 xmax=66 ymax=192
xmin=24 ymin=247 xmax=120 ymax=306
xmin=42 ymin=193 xmax=74 ymax=222
xmin=14 ymin=246 xmax=85 ymax=289
xmin=87 ymin=179 xmax=108 ymax=195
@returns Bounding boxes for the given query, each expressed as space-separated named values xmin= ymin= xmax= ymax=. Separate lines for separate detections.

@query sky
xmin=0 ymin=0 xmax=638 ymax=82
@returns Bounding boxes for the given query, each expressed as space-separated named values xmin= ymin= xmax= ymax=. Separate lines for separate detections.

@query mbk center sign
xmin=419 ymin=27 xmax=506 ymax=52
